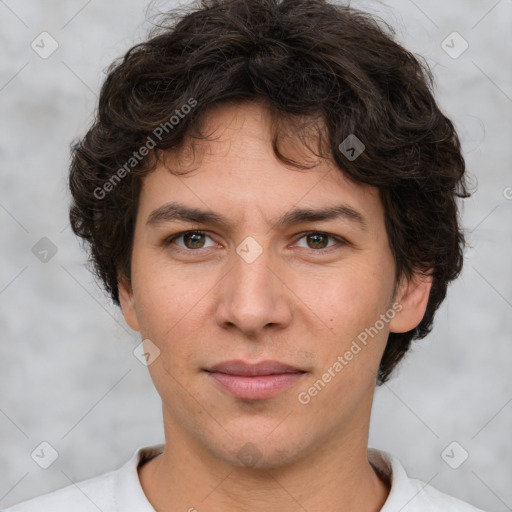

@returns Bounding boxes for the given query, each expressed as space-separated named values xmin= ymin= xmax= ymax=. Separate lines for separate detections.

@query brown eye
xmin=306 ymin=233 xmax=329 ymax=249
xmin=183 ymin=232 xmax=206 ymax=249
xmin=167 ymin=231 xmax=215 ymax=250
xmin=294 ymin=231 xmax=344 ymax=252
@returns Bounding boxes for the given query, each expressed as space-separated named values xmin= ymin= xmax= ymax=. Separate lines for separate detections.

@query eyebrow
xmin=146 ymin=202 xmax=368 ymax=231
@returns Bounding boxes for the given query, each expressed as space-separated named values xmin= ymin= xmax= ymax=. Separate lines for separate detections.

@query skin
xmin=119 ymin=100 xmax=432 ymax=511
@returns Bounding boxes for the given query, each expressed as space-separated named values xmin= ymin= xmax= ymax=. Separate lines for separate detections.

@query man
xmin=5 ymin=0 xmax=484 ymax=510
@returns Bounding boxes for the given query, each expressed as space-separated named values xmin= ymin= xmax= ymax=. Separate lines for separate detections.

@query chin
xmin=204 ymin=429 xmax=312 ymax=470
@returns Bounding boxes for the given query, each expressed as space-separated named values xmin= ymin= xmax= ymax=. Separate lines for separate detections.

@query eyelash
xmin=164 ymin=230 xmax=347 ymax=254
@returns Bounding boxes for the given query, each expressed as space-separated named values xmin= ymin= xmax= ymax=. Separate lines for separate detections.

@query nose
xmin=214 ymin=241 xmax=293 ymax=337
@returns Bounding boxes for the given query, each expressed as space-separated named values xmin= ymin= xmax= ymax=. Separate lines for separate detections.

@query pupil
xmin=185 ymin=232 xmax=204 ymax=249
xmin=308 ymin=233 xmax=327 ymax=249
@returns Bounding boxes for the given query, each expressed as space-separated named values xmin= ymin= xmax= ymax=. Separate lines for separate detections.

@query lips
xmin=204 ymin=360 xmax=306 ymax=400
xmin=206 ymin=360 xmax=304 ymax=376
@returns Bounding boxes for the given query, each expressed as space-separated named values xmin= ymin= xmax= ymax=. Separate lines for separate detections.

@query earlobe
xmin=118 ymin=276 xmax=140 ymax=332
xmin=388 ymin=272 xmax=432 ymax=334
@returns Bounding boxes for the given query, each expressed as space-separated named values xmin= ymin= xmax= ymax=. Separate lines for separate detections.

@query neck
xmin=138 ymin=415 xmax=390 ymax=511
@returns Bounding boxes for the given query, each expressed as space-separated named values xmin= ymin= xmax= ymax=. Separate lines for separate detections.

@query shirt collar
xmin=114 ymin=444 xmax=164 ymax=511
xmin=368 ymin=447 xmax=427 ymax=511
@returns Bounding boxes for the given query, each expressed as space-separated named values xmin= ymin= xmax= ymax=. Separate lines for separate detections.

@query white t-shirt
xmin=3 ymin=444 xmax=485 ymax=511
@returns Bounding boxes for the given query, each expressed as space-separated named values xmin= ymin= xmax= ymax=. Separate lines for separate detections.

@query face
xmin=119 ymin=101 xmax=430 ymax=469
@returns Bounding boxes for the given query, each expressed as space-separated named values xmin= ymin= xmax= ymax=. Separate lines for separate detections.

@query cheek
xmin=130 ymin=260 xmax=221 ymax=388
xmin=296 ymin=261 xmax=394 ymax=337
xmin=131 ymin=255 xmax=211 ymax=338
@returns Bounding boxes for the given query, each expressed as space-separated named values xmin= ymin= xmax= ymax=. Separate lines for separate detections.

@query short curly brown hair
xmin=69 ymin=0 xmax=469 ymax=384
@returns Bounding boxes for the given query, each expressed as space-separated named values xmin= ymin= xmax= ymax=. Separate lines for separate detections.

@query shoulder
xmin=2 ymin=444 xmax=163 ymax=512
xmin=368 ymin=448 xmax=486 ymax=512
xmin=2 ymin=469 xmax=116 ymax=512
xmin=405 ymin=476 xmax=486 ymax=511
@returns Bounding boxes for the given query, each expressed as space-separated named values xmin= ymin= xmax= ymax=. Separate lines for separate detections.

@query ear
xmin=118 ymin=275 xmax=140 ymax=332
xmin=388 ymin=271 xmax=432 ymax=333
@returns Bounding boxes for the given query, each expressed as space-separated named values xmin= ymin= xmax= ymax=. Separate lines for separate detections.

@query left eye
xmin=167 ymin=231 xmax=216 ymax=250
xmin=294 ymin=232 xmax=341 ymax=251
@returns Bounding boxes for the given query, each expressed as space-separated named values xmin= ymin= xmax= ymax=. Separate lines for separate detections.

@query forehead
xmin=137 ymin=101 xmax=384 ymax=231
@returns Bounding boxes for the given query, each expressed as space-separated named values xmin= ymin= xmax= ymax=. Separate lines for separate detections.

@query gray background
xmin=0 ymin=0 xmax=511 ymax=510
